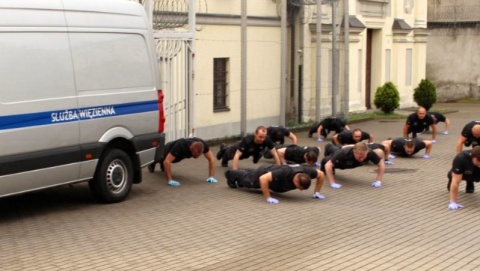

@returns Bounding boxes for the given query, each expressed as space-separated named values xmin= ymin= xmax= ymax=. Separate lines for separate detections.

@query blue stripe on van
xmin=0 ymin=100 xmax=158 ymax=130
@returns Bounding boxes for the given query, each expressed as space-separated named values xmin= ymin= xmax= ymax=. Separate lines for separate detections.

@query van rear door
xmin=0 ymin=1 xmax=81 ymax=197
xmin=64 ymin=1 xmax=160 ymax=180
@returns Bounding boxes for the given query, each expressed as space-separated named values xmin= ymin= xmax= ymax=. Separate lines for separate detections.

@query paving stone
xmin=2 ymin=103 xmax=480 ymax=270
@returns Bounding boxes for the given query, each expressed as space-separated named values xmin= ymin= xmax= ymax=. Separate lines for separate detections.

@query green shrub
xmin=413 ymin=79 xmax=437 ymax=111
xmin=373 ymin=82 xmax=400 ymax=114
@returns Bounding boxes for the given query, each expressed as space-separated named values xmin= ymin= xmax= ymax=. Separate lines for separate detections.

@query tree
xmin=373 ymin=82 xmax=400 ymax=114
xmin=413 ymin=79 xmax=437 ymax=111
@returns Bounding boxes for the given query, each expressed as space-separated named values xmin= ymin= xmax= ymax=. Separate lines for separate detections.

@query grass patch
xmin=449 ymin=98 xmax=480 ymax=103
xmin=286 ymin=104 xmax=459 ymax=128
xmin=286 ymin=120 xmax=315 ymax=128
xmin=428 ymin=108 xmax=455 ymax=113
xmin=348 ymin=112 xmax=405 ymax=122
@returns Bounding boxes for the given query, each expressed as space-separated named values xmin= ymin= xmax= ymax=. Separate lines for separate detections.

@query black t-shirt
xmin=328 ymin=147 xmax=381 ymax=169
xmin=254 ymin=164 xmax=318 ymax=193
xmin=451 ymin=151 xmax=480 ymax=182
xmin=406 ymin=113 xmax=435 ymax=133
xmin=461 ymin=121 xmax=480 ymax=147
xmin=320 ymin=117 xmax=347 ymax=133
xmin=238 ymin=134 xmax=275 ymax=156
xmin=390 ymin=138 xmax=426 ymax=156
xmin=266 ymin=126 xmax=291 ymax=143
xmin=367 ymin=143 xmax=385 ymax=151
xmin=428 ymin=112 xmax=446 ymax=124
xmin=336 ymin=130 xmax=370 ymax=145
xmin=284 ymin=145 xmax=319 ymax=164
xmin=166 ymin=137 xmax=210 ymax=163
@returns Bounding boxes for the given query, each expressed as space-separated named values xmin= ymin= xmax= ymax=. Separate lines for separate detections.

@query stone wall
xmin=426 ymin=0 xmax=480 ymax=101
xmin=426 ymin=27 xmax=480 ymax=101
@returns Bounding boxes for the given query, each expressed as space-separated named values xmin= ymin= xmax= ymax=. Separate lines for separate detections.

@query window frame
xmin=213 ymin=57 xmax=230 ymax=112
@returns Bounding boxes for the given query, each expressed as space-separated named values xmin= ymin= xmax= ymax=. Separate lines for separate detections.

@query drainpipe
xmin=332 ymin=0 xmax=338 ymax=116
xmin=280 ymin=0 xmax=287 ymax=126
xmin=188 ymin=0 xmax=196 ymax=136
xmin=342 ymin=0 xmax=350 ymax=118
xmin=298 ymin=5 xmax=305 ymax=124
xmin=241 ymin=0 xmax=247 ymax=136
xmin=316 ymin=0 xmax=322 ymax=120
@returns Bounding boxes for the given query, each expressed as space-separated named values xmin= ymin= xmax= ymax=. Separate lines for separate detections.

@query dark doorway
xmin=365 ymin=29 xmax=372 ymax=109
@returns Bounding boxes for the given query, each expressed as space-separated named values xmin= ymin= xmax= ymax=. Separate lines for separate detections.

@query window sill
xmin=214 ymin=107 xmax=230 ymax=113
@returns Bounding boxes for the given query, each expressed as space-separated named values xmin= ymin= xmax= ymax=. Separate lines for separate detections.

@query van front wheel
xmin=89 ymin=149 xmax=133 ymax=203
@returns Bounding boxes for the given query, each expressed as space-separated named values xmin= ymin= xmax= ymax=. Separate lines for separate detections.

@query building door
xmin=365 ymin=29 xmax=372 ymax=109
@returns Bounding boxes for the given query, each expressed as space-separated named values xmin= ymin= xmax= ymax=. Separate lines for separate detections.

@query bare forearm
xmin=205 ymin=152 xmax=215 ymax=177
xmin=383 ymin=144 xmax=391 ymax=158
xmin=164 ymin=162 xmax=173 ymax=180
xmin=272 ymin=150 xmax=281 ymax=165
xmin=208 ymin=160 xmax=215 ymax=177
xmin=314 ymin=171 xmax=324 ymax=192
xmin=333 ymin=137 xmax=340 ymax=145
xmin=325 ymin=164 xmax=335 ymax=184
xmin=290 ymin=134 xmax=298 ymax=145
xmin=259 ymin=177 xmax=271 ymax=199
xmin=232 ymin=157 xmax=239 ymax=170
xmin=425 ymin=144 xmax=432 ymax=155
xmin=317 ymin=127 xmax=324 ymax=138
xmin=279 ymin=153 xmax=286 ymax=164
xmin=375 ymin=161 xmax=385 ymax=181
xmin=450 ymin=178 xmax=460 ymax=202
xmin=456 ymin=139 xmax=464 ymax=154
xmin=403 ymin=125 xmax=409 ymax=137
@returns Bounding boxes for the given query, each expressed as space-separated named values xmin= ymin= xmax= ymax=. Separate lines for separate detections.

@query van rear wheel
xmin=89 ymin=149 xmax=133 ymax=203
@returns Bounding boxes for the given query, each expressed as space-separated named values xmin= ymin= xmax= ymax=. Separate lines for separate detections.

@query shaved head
xmin=473 ymin=124 xmax=480 ymax=137
xmin=417 ymin=107 xmax=427 ymax=119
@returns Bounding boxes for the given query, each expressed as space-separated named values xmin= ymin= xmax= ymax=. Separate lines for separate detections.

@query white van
xmin=0 ymin=0 xmax=165 ymax=203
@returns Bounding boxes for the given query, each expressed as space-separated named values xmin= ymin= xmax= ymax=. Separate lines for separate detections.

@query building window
xmin=213 ymin=58 xmax=229 ymax=111
xmin=358 ymin=49 xmax=362 ymax=93
xmin=385 ymin=49 xmax=391 ymax=82
xmin=405 ymin=49 xmax=412 ymax=86
xmin=404 ymin=0 xmax=413 ymax=14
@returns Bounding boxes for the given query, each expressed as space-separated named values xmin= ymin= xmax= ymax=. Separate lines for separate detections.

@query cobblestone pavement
xmin=1 ymin=103 xmax=480 ymax=271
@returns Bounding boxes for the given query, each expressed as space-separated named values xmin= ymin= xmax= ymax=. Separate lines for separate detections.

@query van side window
xmin=0 ymin=33 xmax=76 ymax=102
xmin=69 ymin=33 xmax=154 ymax=91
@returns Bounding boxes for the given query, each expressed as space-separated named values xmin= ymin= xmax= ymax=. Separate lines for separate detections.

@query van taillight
xmin=157 ymin=89 xmax=165 ymax=133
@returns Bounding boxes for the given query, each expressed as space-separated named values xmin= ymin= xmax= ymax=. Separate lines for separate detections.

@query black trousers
xmin=447 ymin=170 xmax=477 ymax=191
xmin=324 ymin=143 xmax=341 ymax=157
xmin=221 ymin=143 xmax=261 ymax=164
xmin=225 ymin=168 xmax=259 ymax=188
xmin=407 ymin=127 xmax=424 ymax=139
xmin=309 ymin=123 xmax=328 ymax=138
xmin=152 ymin=141 xmax=174 ymax=168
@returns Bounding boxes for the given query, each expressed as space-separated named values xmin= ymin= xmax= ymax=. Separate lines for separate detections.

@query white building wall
xmin=195 ymin=25 xmax=242 ymax=132
xmin=193 ymin=0 xmax=282 ymax=140
xmin=206 ymin=0 xmax=278 ymax=17
xmin=186 ymin=0 xmax=427 ymax=140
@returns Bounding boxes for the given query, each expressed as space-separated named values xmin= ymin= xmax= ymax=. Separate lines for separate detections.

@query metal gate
xmin=155 ymin=39 xmax=191 ymax=141
xmin=142 ymin=0 xmax=196 ymax=142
